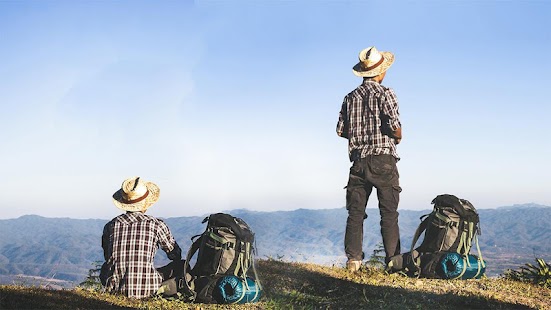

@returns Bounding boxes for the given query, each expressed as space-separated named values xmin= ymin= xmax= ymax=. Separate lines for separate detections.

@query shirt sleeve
xmin=156 ymin=220 xmax=181 ymax=261
xmin=382 ymin=88 xmax=401 ymax=131
xmin=101 ymin=221 xmax=112 ymax=261
xmin=336 ymin=97 xmax=349 ymax=138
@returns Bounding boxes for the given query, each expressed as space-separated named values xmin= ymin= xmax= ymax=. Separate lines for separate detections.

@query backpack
xmin=388 ymin=194 xmax=486 ymax=278
xmin=181 ymin=213 xmax=262 ymax=304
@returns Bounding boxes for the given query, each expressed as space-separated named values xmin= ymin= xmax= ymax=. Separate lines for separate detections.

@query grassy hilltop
xmin=1 ymin=260 xmax=550 ymax=310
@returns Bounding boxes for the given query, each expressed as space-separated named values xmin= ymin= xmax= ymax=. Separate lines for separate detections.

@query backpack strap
xmin=234 ymin=240 xmax=248 ymax=277
xmin=409 ymin=213 xmax=430 ymax=276
xmin=450 ymin=256 xmax=468 ymax=280
xmin=474 ymin=233 xmax=485 ymax=268
xmin=184 ymin=234 xmax=201 ymax=274
xmin=250 ymin=258 xmax=262 ymax=291
xmin=456 ymin=221 xmax=469 ymax=257
xmin=410 ymin=213 xmax=430 ymax=255
xmin=181 ymin=234 xmax=202 ymax=301
xmin=235 ymin=239 xmax=262 ymax=293
xmin=229 ymin=279 xmax=248 ymax=304
xmin=249 ymin=239 xmax=262 ymax=291
xmin=473 ymin=254 xmax=484 ymax=278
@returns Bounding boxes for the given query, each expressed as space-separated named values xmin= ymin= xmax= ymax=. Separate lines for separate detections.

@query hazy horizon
xmin=2 ymin=201 xmax=549 ymax=221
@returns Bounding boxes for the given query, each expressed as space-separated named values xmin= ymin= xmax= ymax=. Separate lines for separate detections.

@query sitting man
xmin=100 ymin=176 xmax=182 ymax=299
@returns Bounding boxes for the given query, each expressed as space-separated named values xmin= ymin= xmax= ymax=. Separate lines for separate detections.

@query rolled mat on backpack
xmin=437 ymin=252 xmax=486 ymax=279
xmin=214 ymin=276 xmax=262 ymax=304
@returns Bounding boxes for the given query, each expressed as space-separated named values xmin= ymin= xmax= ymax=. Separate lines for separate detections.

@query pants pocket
xmin=370 ymin=155 xmax=395 ymax=176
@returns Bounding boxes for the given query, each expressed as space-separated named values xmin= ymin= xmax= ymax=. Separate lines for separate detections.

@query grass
xmin=1 ymin=259 xmax=550 ymax=309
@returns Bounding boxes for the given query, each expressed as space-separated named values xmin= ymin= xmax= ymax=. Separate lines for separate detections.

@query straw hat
xmin=352 ymin=46 xmax=395 ymax=77
xmin=112 ymin=177 xmax=160 ymax=212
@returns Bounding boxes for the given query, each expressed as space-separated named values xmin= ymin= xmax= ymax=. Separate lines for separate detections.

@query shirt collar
xmin=362 ymin=79 xmax=380 ymax=86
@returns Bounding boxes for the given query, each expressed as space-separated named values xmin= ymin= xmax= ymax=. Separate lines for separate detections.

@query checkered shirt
xmin=336 ymin=79 xmax=401 ymax=161
xmin=101 ymin=212 xmax=178 ymax=299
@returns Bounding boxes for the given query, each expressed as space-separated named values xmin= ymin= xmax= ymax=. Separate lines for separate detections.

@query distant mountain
xmin=1 ymin=205 xmax=550 ymax=285
xmin=0 ymin=215 xmax=107 ymax=283
xmin=497 ymin=203 xmax=551 ymax=210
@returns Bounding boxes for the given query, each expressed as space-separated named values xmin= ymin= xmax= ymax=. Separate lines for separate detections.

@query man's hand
xmin=392 ymin=127 xmax=402 ymax=144
xmin=167 ymin=243 xmax=182 ymax=261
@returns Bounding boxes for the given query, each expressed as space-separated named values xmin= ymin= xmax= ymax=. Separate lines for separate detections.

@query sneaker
xmin=346 ymin=260 xmax=362 ymax=271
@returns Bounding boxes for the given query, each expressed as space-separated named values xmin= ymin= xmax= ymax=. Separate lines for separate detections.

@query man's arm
xmin=382 ymin=88 xmax=402 ymax=144
xmin=101 ymin=222 xmax=111 ymax=261
xmin=157 ymin=220 xmax=182 ymax=261
xmin=336 ymin=98 xmax=349 ymax=139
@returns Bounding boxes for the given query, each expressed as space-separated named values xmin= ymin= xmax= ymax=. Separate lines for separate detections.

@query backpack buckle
xmin=236 ymin=241 xmax=248 ymax=252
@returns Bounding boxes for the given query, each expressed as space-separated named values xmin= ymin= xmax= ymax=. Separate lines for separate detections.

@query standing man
xmin=100 ymin=176 xmax=182 ymax=298
xmin=336 ymin=47 xmax=402 ymax=271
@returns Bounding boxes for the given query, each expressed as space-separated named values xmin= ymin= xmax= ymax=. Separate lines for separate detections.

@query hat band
xmin=361 ymin=55 xmax=385 ymax=71
xmin=123 ymin=190 xmax=149 ymax=204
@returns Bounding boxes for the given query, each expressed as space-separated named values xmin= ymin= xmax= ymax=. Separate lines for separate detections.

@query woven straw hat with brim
xmin=352 ymin=46 xmax=395 ymax=78
xmin=112 ymin=177 xmax=160 ymax=212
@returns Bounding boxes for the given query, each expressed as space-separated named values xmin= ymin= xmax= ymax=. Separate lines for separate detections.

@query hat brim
xmin=112 ymin=181 xmax=160 ymax=212
xmin=352 ymin=51 xmax=395 ymax=77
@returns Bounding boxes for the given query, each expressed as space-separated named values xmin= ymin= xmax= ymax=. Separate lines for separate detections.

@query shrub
xmin=366 ymin=242 xmax=386 ymax=270
xmin=503 ymin=258 xmax=551 ymax=288
xmin=78 ymin=261 xmax=103 ymax=291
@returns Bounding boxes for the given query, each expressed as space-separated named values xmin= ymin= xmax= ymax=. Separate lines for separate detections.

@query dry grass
xmin=1 ymin=259 xmax=550 ymax=309
xmin=259 ymin=260 xmax=550 ymax=309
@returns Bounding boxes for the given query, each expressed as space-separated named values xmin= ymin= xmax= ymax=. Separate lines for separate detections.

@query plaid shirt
xmin=101 ymin=212 xmax=180 ymax=299
xmin=336 ymin=79 xmax=401 ymax=161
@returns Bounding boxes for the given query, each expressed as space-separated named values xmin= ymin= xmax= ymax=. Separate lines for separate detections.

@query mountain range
xmin=1 ymin=204 xmax=550 ymax=286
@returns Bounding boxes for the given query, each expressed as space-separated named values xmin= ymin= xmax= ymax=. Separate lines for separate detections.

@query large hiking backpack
xmin=413 ymin=194 xmax=481 ymax=255
xmin=388 ymin=194 xmax=486 ymax=279
xmin=182 ymin=213 xmax=262 ymax=304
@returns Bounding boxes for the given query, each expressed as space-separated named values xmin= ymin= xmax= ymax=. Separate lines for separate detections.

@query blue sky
xmin=1 ymin=1 xmax=550 ymax=219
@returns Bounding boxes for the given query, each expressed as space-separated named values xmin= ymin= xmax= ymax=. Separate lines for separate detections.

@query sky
xmin=0 ymin=0 xmax=550 ymax=220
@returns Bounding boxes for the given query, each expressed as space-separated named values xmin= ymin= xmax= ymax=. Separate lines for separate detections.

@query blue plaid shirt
xmin=337 ymin=79 xmax=401 ymax=161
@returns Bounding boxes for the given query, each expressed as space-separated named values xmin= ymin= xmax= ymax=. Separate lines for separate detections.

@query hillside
xmin=1 ymin=260 xmax=550 ymax=309
xmin=1 ymin=205 xmax=550 ymax=285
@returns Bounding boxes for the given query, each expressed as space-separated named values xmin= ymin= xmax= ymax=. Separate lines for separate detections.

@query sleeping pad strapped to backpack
xmin=387 ymin=194 xmax=486 ymax=279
